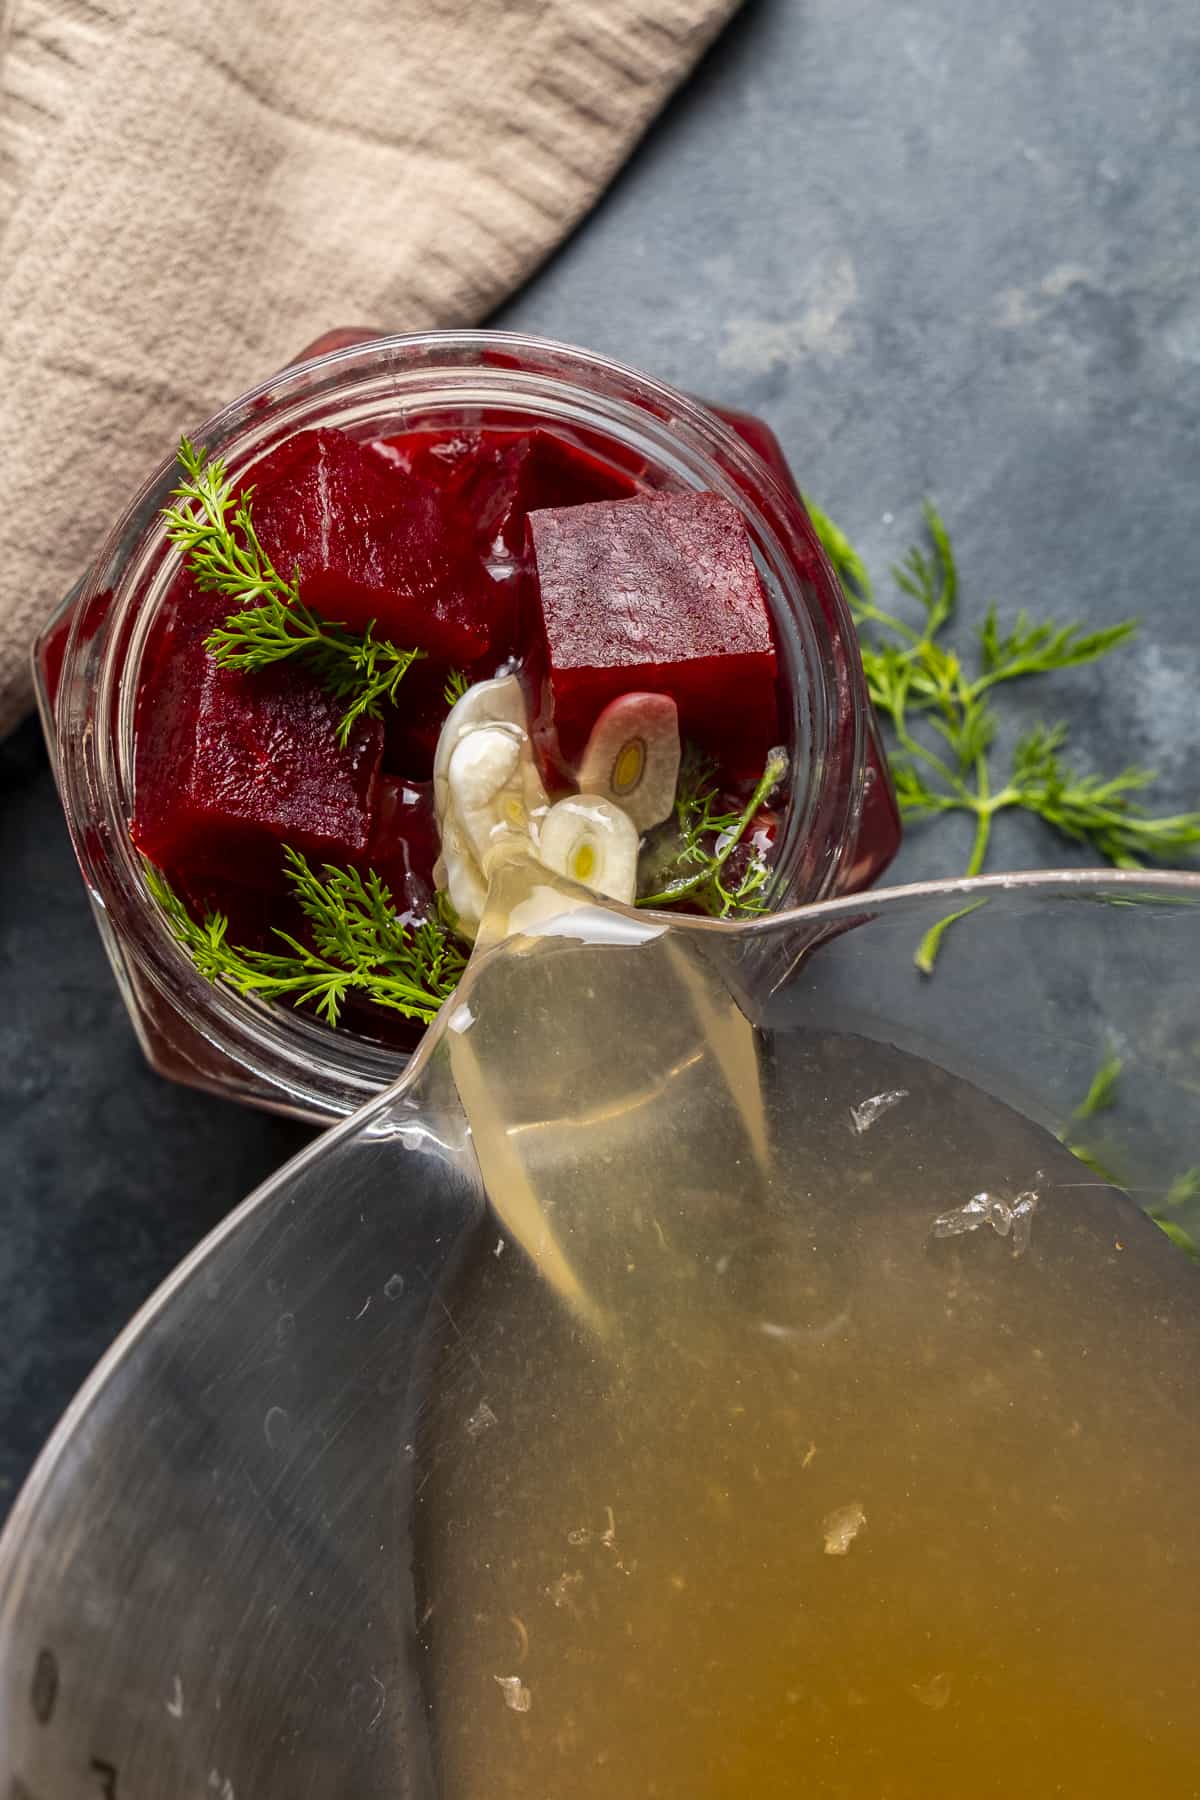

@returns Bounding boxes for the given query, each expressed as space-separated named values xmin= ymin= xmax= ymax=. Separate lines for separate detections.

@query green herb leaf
xmin=807 ymin=500 xmax=1200 ymax=948
xmin=145 ymin=851 xmax=465 ymax=1027
xmin=443 ymin=669 xmax=471 ymax=709
xmin=1146 ymin=1214 xmax=1200 ymax=1260
xmin=164 ymin=436 xmax=424 ymax=748
xmin=1062 ymin=1061 xmax=1200 ymax=1258
xmin=1005 ymin=728 xmax=1200 ymax=867
xmin=1070 ymin=1050 xmax=1123 ymax=1122
xmin=913 ymin=898 xmax=989 ymax=975
xmin=637 ymin=745 xmax=788 ymax=917
xmin=1059 ymin=1058 xmax=1125 ymax=1185
xmin=1163 ymin=1166 xmax=1200 ymax=1210
xmin=979 ymin=608 xmax=1137 ymax=686
xmin=807 ymin=499 xmax=874 ymax=604
xmin=1066 ymin=1140 xmax=1125 ymax=1187
xmin=163 ymin=436 xmax=300 ymax=612
xmin=434 ymin=886 xmax=467 ymax=942
xmin=892 ymin=501 xmax=957 ymax=637
xmin=712 ymin=850 xmax=772 ymax=918
xmin=672 ymin=745 xmax=742 ymax=861
xmin=205 ymin=600 xmax=424 ymax=749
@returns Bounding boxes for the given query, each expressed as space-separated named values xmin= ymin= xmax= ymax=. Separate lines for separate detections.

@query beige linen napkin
xmin=0 ymin=0 xmax=739 ymax=738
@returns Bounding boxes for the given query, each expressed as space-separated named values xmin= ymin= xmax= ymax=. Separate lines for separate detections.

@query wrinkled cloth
xmin=0 ymin=0 xmax=739 ymax=736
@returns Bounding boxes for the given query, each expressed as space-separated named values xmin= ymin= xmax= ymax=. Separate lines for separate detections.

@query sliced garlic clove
xmin=537 ymin=795 xmax=640 ymax=904
xmin=448 ymin=724 xmax=548 ymax=870
xmin=520 ymin=755 xmax=551 ymax=835
xmin=576 ymin=692 xmax=681 ymax=831
xmin=448 ymin=725 xmax=522 ymax=811
xmin=433 ymin=674 xmax=527 ymax=819
xmin=438 ymin=815 xmax=488 ymax=938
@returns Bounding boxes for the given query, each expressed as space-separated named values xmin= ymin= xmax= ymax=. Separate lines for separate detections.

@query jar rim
xmin=51 ymin=328 xmax=868 ymax=1119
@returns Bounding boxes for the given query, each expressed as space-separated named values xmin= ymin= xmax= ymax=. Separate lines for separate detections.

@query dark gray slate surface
xmin=2 ymin=0 xmax=1198 ymax=1513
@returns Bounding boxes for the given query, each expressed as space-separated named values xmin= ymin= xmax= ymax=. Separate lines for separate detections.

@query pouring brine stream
xmin=445 ymin=853 xmax=772 ymax=1336
xmin=412 ymin=852 xmax=1200 ymax=1797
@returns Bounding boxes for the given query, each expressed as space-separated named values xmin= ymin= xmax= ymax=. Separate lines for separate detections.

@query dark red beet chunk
xmin=371 ymin=427 xmax=637 ymax=556
xmin=528 ymin=490 xmax=780 ymax=775
xmin=172 ymin=869 xmax=295 ymax=952
xmin=364 ymin=775 xmax=439 ymax=923
xmin=368 ymin=426 xmax=640 ymax=675
xmin=133 ymin=586 xmax=383 ymax=888
xmin=248 ymin=427 xmax=490 ymax=662
xmin=370 ymin=428 xmax=485 ymax=492
xmin=484 ymin=432 xmax=638 ymax=554
xmin=380 ymin=659 xmax=457 ymax=783
xmin=337 ymin=775 xmax=442 ymax=1051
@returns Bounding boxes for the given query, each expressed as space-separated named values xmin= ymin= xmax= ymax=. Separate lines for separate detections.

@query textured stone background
xmin=2 ymin=0 xmax=1198 ymax=1512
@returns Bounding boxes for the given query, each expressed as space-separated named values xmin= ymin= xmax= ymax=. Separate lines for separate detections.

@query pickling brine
xmin=411 ymin=885 xmax=1200 ymax=1797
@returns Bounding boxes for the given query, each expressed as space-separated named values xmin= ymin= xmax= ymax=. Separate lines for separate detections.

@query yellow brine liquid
xmin=412 ymin=867 xmax=1200 ymax=1797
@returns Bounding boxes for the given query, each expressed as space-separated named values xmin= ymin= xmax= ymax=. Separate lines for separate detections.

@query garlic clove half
xmin=448 ymin=724 xmax=548 ymax=870
xmin=433 ymin=673 xmax=528 ymax=819
xmin=576 ymin=692 xmax=681 ymax=831
xmin=436 ymin=816 xmax=488 ymax=938
xmin=537 ymin=795 xmax=640 ymax=904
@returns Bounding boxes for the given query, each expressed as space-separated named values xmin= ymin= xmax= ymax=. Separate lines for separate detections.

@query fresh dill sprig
xmin=443 ymin=669 xmax=471 ymax=708
xmin=1059 ymin=1056 xmax=1200 ymax=1260
xmin=1057 ymin=1049 xmax=1126 ymax=1184
xmin=670 ymin=745 xmax=742 ymax=861
xmin=163 ymin=436 xmax=424 ymax=749
xmin=1151 ymin=1216 xmax=1200 ymax=1260
xmin=163 ymin=436 xmax=298 ymax=610
xmin=145 ymin=850 xmax=466 ymax=1028
xmin=1070 ymin=1049 xmax=1124 ymax=1123
xmin=913 ymin=899 xmax=989 ymax=976
xmin=808 ymin=498 xmax=1200 ymax=969
xmin=637 ymin=745 xmax=788 ymax=917
xmin=1150 ymin=1166 xmax=1200 ymax=1259
xmin=204 ymin=602 xmax=425 ymax=749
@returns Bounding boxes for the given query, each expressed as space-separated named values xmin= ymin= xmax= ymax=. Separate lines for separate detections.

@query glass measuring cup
xmin=1 ymin=869 xmax=1198 ymax=1797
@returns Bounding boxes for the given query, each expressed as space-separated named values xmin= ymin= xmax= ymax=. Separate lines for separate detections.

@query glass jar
xmin=34 ymin=331 xmax=899 ymax=1122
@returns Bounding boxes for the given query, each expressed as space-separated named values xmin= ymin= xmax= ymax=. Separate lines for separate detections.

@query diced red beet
xmin=527 ymin=490 xmax=780 ymax=776
xmin=363 ymin=776 xmax=439 ymax=924
xmin=530 ymin=430 xmax=639 ymax=504
xmin=482 ymin=432 xmax=644 ymax=550
xmin=366 ymin=426 xmax=642 ymax=671
xmin=172 ymin=869 xmax=295 ymax=952
xmin=380 ymin=653 xmax=523 ymax=784
xmin=368 ymin=427 xmax=474 ymax=487
xmin=370 ymin=427 xmax=638 ymax=556
xmin=133 ymin=584 xmax=383 ymax=889
xmin=379 ymin=659 xmax=455 ymax=783
xmin=247 ymin=427 xmax=491 ymax=662
xmin=345 ymin=775 xmax=442 ymax=1050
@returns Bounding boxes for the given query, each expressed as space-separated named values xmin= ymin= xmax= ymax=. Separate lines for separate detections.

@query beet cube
xmin=371 ymin=427 xmax=637 ymax=555
xmin=171 ymin=869 xmax=292 ymax=952
xmin=379 ymin=657 xmax=467 ymax=783
xmin=248 ymin=428 xmax=490 ymax=662
xmin=370 ymin=428 xmax=487 ymax=492
xmin=133 ymin=586 xmax=383 ymax=888
xmin=364 ymin=776 xmax=439 ymax=924
xmin=527 ymin=491 xmax=779 ymax=775
xmin=449 ymin=430 xmax=637 ymax=556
